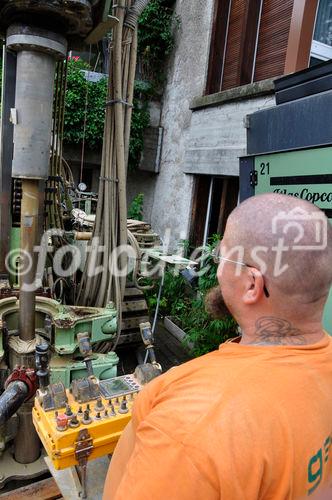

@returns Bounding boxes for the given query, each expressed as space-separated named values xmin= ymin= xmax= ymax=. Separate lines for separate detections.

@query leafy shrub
xmin=138 ymin=0 xmax=180 ymax=85
xmin=128 ymin=193 xmax=144 ymax=220
xmin=128 ymin=92 xmax=150 ymax=171
xmin=63 ymin=58 xmax=108 ymax=150
xmin=145 ymin=236 xmax=238 ymax=356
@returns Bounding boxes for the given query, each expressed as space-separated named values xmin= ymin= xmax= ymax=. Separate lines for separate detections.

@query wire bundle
xmin=77 ymin=0 xmax=151 ymax=349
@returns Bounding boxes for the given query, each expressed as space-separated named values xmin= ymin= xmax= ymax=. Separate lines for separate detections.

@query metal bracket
xmin=75 ymin=429 xmax=93 ymax=499
xmin=75 ymin=429 xmax=93 ymax=465
xmin=250 ymin=170 xmax=258 ymax=187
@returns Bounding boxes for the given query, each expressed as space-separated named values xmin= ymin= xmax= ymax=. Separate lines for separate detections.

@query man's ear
xmin=242 ymin=267 xmax=265 ymax=305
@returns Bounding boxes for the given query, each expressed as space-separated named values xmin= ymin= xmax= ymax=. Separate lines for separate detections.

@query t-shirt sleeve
xmin=107 ymin=421 xmax=218 ymax=500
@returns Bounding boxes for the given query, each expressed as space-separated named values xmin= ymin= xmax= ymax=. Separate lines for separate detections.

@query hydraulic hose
xmin=125 ymin=0 xmax=151 ymax=29
xmin=0 ymin=381 xmax=28 ymax=427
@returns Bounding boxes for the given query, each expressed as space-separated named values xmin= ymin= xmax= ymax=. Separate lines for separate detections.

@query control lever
xmin=77 ymin=332 xmax=94 ymax=377
xmin=35 ymin=343 xmax=50 ymax=391
xmin=139 ymin=322 xmax=161 ymax=368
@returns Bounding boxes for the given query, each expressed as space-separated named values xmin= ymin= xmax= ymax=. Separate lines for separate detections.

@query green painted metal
xmin=0 ymin=296 xmax=118 ymax=358
xmin=49 ymin=352 xmax=119 ymax=387
xmin=254 ymin=146 xmax=332 ymax=333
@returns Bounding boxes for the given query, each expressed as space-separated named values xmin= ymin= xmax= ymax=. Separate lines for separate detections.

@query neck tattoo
xmin=248 ymin=316 xmax=307 ymax=346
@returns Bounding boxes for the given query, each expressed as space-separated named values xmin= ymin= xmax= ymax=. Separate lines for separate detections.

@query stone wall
xmin=184 ymin=92 xmax=276 ymax=177
xmin=127 ymin=0 xmax=277 ymax=248
xmin=127 ymin=0 xmax=215 ymax=250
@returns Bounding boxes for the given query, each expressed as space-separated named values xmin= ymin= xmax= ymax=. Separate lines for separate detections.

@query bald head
xmin=224 ymin=193 xmax=332 ymax=305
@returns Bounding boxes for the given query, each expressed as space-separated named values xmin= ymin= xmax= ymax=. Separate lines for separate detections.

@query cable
xmin=143 ymin=270 xmax=165 ymax=363
xmin=80 ymin=44 xmax=92 ymax=184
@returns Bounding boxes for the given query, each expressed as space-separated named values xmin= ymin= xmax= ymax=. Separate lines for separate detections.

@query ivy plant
xmin=62 ymin=1 xmax=178 ymax=168
xmin=138 ymin=0 xmax=179 ymax=86
xmin=63 ymin=58 xmax=107 ymax=150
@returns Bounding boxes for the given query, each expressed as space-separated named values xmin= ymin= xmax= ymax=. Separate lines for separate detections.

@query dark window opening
xmin=189 ymin=175 xmax=239 ymax=248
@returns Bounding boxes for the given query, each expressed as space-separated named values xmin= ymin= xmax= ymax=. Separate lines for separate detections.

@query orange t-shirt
xmin=103 ymin=335 xmax=332 ymax=499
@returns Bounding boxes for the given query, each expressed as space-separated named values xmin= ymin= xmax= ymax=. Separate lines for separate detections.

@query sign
xmin=253 ymin=146 xmax=332 ymax=333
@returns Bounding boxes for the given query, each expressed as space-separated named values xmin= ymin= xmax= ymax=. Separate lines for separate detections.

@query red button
xmin=56 ymin=413 xmax=68 ymax=430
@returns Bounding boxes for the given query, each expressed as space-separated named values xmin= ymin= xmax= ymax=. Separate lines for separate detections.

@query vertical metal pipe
xmin=19 ymin=179 xmax=39 ymax=341
xmin=12 ymin=50 xmax=57 ymax=179
xmin=14 ymin=401 xmax=40 ymax=464
xmin=9 ymin=39 xmax=65 ymax=342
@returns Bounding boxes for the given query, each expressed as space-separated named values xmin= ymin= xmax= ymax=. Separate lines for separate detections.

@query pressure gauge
xmin=78 ymin=182 xmax=87 ymax=192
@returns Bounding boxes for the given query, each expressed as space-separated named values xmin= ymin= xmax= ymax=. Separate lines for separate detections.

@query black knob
xmin=35 ymin=343 xmax=50 ymax=390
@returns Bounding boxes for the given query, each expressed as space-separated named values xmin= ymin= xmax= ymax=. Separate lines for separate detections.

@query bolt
xmin=104 ymin=409 xmax=109 ymax=418
xmin=95 ymin=411 xmax=101 ymax=420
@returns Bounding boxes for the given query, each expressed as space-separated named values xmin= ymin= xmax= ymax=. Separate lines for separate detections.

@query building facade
xmin=128 ymin=0 xmax=330 ymax=249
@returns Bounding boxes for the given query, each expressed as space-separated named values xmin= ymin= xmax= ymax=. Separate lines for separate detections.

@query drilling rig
xmin=0 ymin=0 xmax=192 ymax=489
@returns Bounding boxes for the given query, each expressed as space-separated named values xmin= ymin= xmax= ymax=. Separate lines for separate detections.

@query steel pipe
xmin=0 ymin=381 xmax=28 ymax=427
xmin=10 ymin=50 xmax=57 ymax=179
xmin=19 ymin=179 xmax=39 ymax=341
xmin=14 ymin=400 xmax=40 ymax=464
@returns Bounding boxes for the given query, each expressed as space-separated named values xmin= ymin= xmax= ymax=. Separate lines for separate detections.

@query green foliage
xmin=128 ymin=89 xmax=150 ymax=171
xmin=128 ymin=193 xmax=144 ymax=220
xmin=62 ymin=2 xmax=178 ymax=168
xmin=138 ymin=0 xmax=179 ymax=86
xmin=145 ymin=236 xmax=238 ymax=357
xmin=63 ymin=58 xmax=108 ymax=150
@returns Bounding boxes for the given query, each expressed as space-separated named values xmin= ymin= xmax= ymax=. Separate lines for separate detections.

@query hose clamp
xmin=5 ymin=366 xmax=38 ymax=401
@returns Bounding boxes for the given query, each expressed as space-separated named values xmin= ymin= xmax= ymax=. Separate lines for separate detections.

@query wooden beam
xmin=284 ymin=0 xmax=319 ymax=73
xmin=189 ymin=176 xmax=211 ymax=248
xmin=205 ymin=0 xmax=231 ymax=95
xmin=0 ymin=477 xmax=62 ymax=500
xmin=217 ymin=178 xmax=229 ymax=235
xmin=239 ymin=0 xmax=262 ymax=85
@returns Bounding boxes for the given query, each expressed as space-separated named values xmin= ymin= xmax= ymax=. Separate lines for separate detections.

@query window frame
xmin=205 ymin=0 xmax=264 ymax=94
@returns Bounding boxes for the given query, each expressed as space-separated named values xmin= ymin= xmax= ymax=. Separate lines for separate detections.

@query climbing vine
xmin=63 ymin=58 xmax=108 ymax=150
xmin=62 ymin=0 xmax=178 ymax=168
xmin=137 ymin=0 xmax=179 ymax=87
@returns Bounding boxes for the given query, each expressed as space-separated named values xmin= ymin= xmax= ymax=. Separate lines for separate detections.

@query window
xmin=206 ymin=0 xmax=294 ymax=94
xmin=189 ymin=176 xmax=239 ymax=248
xmin=310 ymin=0 xmax=332 ymax=64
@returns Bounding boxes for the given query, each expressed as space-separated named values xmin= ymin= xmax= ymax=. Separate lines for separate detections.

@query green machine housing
xmin=0 ymin=297 xmax=118 ymax=386
xmin=240 ymin=61 xmax=332 ymax=333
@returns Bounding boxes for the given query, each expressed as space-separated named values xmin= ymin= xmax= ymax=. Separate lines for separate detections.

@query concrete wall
xmin=127 ymin=0 xmax=277 ymax=249
xmin=184 ymin=93 xmax=276 ymax=177
xmin=127 ymin=0 xmax=215 ymax=250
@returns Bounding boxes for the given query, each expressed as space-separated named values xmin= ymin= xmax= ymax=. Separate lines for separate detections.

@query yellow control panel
xmin=33 ymin=374 xmax=141 ymax=470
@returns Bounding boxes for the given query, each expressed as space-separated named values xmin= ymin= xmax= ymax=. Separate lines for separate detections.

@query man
xmin=104 ymin=193 xmax=332 ymax=499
